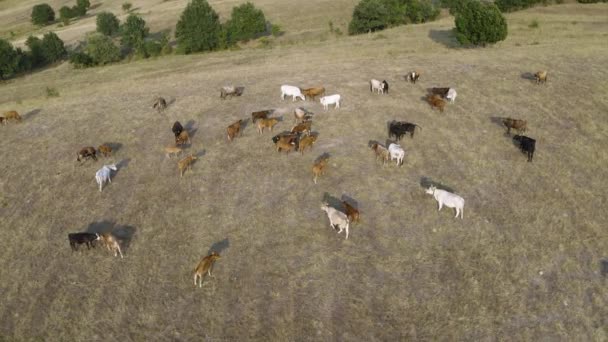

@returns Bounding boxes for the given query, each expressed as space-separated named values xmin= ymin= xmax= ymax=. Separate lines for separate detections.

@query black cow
xmin=153 ymin=97 xmax=167 ymax=113
xmin=382 ymin=80 xmax=389 ymax=94
xmin=68 ymin=233 xmax=100 ymax=252
xmin=513 ymin=135 xmax=536 ymax=162
xmin=172 ymin=121 xmax=184 ymax=138
xmin=389 ymin=121 xmax=422 ymax=141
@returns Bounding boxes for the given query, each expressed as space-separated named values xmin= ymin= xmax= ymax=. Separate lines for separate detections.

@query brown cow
xmin=502 ymin=118 xmax=527 ymax=135
xmin=342 ymin=201 xmax=360 ymax=224
xmin=302 ymin=87 xmax=325 ymax=101
xmin=426 ymin=94 xmax=446 ymax=112
xmin=535 ymin=70 xmax=548 ymax=85
xmin=3 ymin=111 xmax=21 ymax=123
xmin=312 ymin=156 xmax=329 ymax=184
xmin=175 ymin=130 xmax=191 ymax=145
xmin=98 ymin=144 xmax=112 ymax=157
xmin=227 ymin=119 xmax=242 ymax=142
xmin=178 ymin=154 xmax=197 ymax=177
xmin=257 ymin=118 xmax=279 ymax=134
xmin=370 ymin=143 xmax=389 ymax=166
xmin=298 ymin=135 xmax=317 ymax=155
xmin=77 ymin=147 xmax=97 ymax=162
xmin=193 ymin=252 xmax=221 ymax=287
xmin=252 ymin=109 xmax=272 ymax=124
xmin=291 ymin=121 xmax=312 ymax=136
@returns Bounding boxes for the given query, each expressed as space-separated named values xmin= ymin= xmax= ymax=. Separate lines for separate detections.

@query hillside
xmin=1 ymin=2 xmax=608 ymax=340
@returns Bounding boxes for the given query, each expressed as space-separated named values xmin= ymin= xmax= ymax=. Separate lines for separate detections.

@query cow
xmin=320 ymin=94 xmax=341 ymax=110
xmin=227 ymin=119 xmax=243 ymax=142
xmin=513 ymin=135 xmax=536 ymax=162
xmin=502 ymin=118 xmax=527 ymax=135
xmin=280 ymin=85 xmax=305 ymax=101
xmin=535 ymin=71 xmax=548 ymax=85
xmin=425 ymin=186 xmax=465 ymax=219
xmin=77 ymin=147 xmax=97 ymax=162
xmin=172 ymin=121 xmax=184 ymax=138
xmin=252 ymin=109 xmax=272 ymax=124
xmin=220 ymin=85 xmax=244 ymax=99
xmin=389 ymin=121 xmax=422 ymax=140
xmin=153 ymin=97 xmax=167 ymax=113
xmin=370 ymin=79 xmax=388 ymax=94
xmin=95 ymin=164 xmax=117 ymax=192
xmin=388 ymin=143 xmax=405 ymax=166
xmin=446 ymin=88 xmax=457 ymax=103
xmin=302 ymin=87 xmax=325 ymax=101
xmin=193 ymin=252 xmax=221 ymax=287
xmin=100 ymin=233 xmax=123 ymax=258
xmin=68 ymin=232 xmax=100 ymax=252
xmin=321 ymin=203 xmax=350 ymax=239
xmin=406 ymin=71 xmax=420 ymax=83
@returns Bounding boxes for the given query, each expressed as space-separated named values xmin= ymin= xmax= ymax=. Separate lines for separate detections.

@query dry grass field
xmin=1 ymin=1 xmax=608 ymax=340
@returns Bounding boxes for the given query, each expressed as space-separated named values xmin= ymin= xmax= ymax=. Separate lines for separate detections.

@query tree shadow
xmin=207 ymin=238 xmax=230 ymax=255
xmin=22 ymin=109 xmax=41 ymax=121
xmin=428 ymin=29 xmax=460 ymax=48
xmin=521 ymin=72 xmax=536 ymax=82
xmin=420 ymin=177 xmax=456 ymax=193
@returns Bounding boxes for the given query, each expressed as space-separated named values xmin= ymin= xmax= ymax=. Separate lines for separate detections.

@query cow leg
xmin=454 ymin=208 xmax=459 ymax=219
xmin=438 ymin=202 xmax=443 ymax=211
xmin=345 ymin=223 xmax=349 ymax=239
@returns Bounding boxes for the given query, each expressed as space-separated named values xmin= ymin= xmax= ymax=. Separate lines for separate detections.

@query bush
xmin=59 ymin=6 xmax=74 ymax=25
xmin=455 ymin=0 xmax=507 ymax=46
xmin=175 ymin=0 xmax=221 ymax=54
xmin=349 ymin=0 xmax=389 ymax=35
xmin=442 ymin=0 xmax=469 ymax=15
xmin=86 ymin=33 xmax=121 ymax=65
xmin=122 ymin=2 xmax=132 ymax=12
xmin=121 ymin=14 xmax=149 ymax=50
xmin=77 ymin=0 xmax=90 ymax=10
xmin=225 ymin=2 xmax=267 ymax=44
xmin=577 ymin=0 xmax=607 ymax=3
xmin=31 ymin=3 xmax=55 ymax=26
xmin=97 ymin=12 xmax=120 ymax=36
xmin=46 ymin=86 xmax=59 ymax=97
xmin=405 ymin=0 xmax=440 ymax=23
xmin=41 ymin=32 xmax=67 ymax=63
xmin=529 ymin=19 xmax=539 ymax=28
xmin=25 ymin=36 xmax=45 ymax=67
xmin=69 ymin=51 xmax=94 ymax=68
xmin=271 ymin=24 xmax=282 ymax=37
xmin=349 ymin=0 xmax=439 ymax=35
xmin=0 ymin=39 xmax=19 ymax=79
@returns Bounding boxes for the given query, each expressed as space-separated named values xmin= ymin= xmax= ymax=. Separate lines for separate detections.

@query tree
xmin=25 ymin=36 xmax=45 ymax=67
xmin=122 ymin=2 xmax=132 ymax=12
xmin=0 ymin=39 xmax=18 ymax=79
xmin=225 ymin=2 xmax=267 ymax=45
xmin=77 ymin=0 xmax=91 ymax=10
xmin=97 ymin=12 xmax=120 ymax=36
xmin=59 ymin=6 xmax=74 ymax=25
xmin=69 ymin=51 xmax=94 ymax=68
xmin=455 ymin=0 xmax=507 ymax=46
xmin=175 ymin=0 xmax=221 ymax=54
xmin=86 ymin=33 xmax=121 ymax=65
xmin=41 ymin=32 xmax=67 ymax=63
xmin=31 ymin=3 xmax=55 ymax=26
xmin=348 ymin=0 xmax=389 ymax=35
xmin=121 ymin=14 xmax=149 ymax=51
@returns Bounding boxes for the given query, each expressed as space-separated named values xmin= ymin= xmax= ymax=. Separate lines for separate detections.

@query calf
xmin=388 ymin=143 xmax=405 ymax=166
xmin=100 ymin=232 xmax=123 ymax=258
xmin=535 ymin=70 xmax=548 ymax=85
xmin=95 ymin=164 xmax=117 ymax=192
xmin=370 ymin=79 xmax=388 ymax=94
xmin=342 ymin=200 xmax=360 ymax=224
xmin=172 ymin=121 xmax=184 ymax=138
xmin=68 ymin=232 xmax=100 ymax=252
xmin=513 ymin=135 xmax=536 ymax=162
xmin=77 ymin=147 xmax=97 ymax=162
xmin=427 ymin=94 xmax=446 ymax=112
xmin=321 ymin=203 xmax=350 ymax=239
xmin=280 ymin=85 xmax=305 ymax=101
xmin=291 ymin=121 xmax=312 ymax=136
xmin=175 ymin=130 xmax=191 ymax=145
xmin=164 ymin=145 xmax=183 ymax=158
xmin=178 ymin=154 xmax=198 ymax=177
xmin=220 ymin=85 xmax=244 ymax=99
xmin=227 ymin=119 xmax=243 ymax=142
xmin=502 ymin=118 xmax=527 ymax=135
xmin=276 ymin=139 xmax=296 ymax=154
xmin=193 ymin=252 xmax=221 ymax=287
xmin=302 ymin=87 xmax=325 ymax=101
xmin=406 ymin=71 xmax=420 ymax=83
xmin=153 ymin=97 xmax=167 ymax=113
xmin=312 ymin=156 xmax=329 ymax=184
xmin=371 ymin=143 xmax=389 ymax=166
xmin=425 ymin=186 xmax=465 ymax=219
xmin=98 ymin=144 xmax=112 ymax=157
xmin=252 ymin=109 xmax=272 ymax=124
xmin=298 ymin=134 xmax=317 ymax=155
xmin=320 ymin=94 xmax=341 ymax=110
xmin=389 ymin=121 xmax=422 ymax=140
xmin=257 ymin=118 xmax=279 ymax=134
xmin=3 ymin=111 xmax=21 ymax=123
xmin=294 ymin=107 xmax=313 ymax=123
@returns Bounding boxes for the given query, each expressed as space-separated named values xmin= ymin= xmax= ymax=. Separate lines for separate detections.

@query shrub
xmin=405 ymin=0 xmax=440 ymax=23
xmin=577 ymin=0 xmax=607 ymax=3
xmin=0 ymin=39 xmax=19 ymax=79
xmin=25 ymin=36 xmax=45 ymax=67
xmin=121 ymin=14 xmax=149 ymax=50
xmin=143 ymin=40 xmax=162 ymax=57
xmin=41 ymin=32 xmax=67 ymax=63
xmin=529 ymin=19 xmax=539 ymax=28
xmin=86 ymin=33 xmax=121 ymax=65
xmin=97 ymin=12 xmax=120 ymax=36
xmin=77 ymin=0 xmax=91 ymax=10
xmin=349 ymin=0 xmax=389 ymax=35
xmin=122 ymin=2 xmax=132 ymax=12
xmin=349 ymin=0 xmax=439 ymax=35
xmin=59 ymin=6 xmax=74 ymax=25
xmin=455 ymin=0 xmax=507 ymax=46
xmin=31 ymin=3 xmax=55 ymax=26
xmin=46 ymin=86 xmax=59 ymax=97
xmin=271 ymin=24 xmax=282 ymax=37
xmin=175 ymin=0 xmax=221 ymax=54
xmin=225 ymin=2 xmax=267 ymax=44
xmin=69 ymin=51 xmax=94 ymax=68
xmin=72 ymin=0 xmax=90 ymax=17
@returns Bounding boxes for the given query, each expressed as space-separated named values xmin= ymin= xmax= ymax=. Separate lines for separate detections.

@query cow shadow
xmin=85 ymin=220 xmax=115 ymax=234
xmin=194 ymin=150 xmax=206 ymax=159
xmin=420 ymin=177 xmax=456 ymax=193
xmin=322 ymin=192 xmax=343 ymax=213
xmin=114 ymin=159 xmax=131 ymax=178
xmin=521 ymin=72 xmax=536 ymax=82
xmin=102 ymin=142 xmax=123 ymax=153
xmin=22 ymin=109 xmax=41 ymax=121
xmin=207 ymin=238 xmax=230 ymax=255
xmin=167 ymin=97 xmax=177 ymax=106
xmin=89 ymin=3 xmax=102 ymax=10
xmin=428 ymin=29 xmax=460 ymax=48
xmin=315 ymin=152 xmax=331 ymax=164
xmin=239 ymin=118 xmax=251 ymax=130
xmin=341 ymin=194 xmax=359 ymax=209
xmin=601 ymin=258 xmax=608 ymax=278
xmin=113 ymin=224 xmax=137 ymax=251
xmin=185 ymin=120 xmax=198 ymax=138
xmin=490 ymin=116 xmax=506 ymax=129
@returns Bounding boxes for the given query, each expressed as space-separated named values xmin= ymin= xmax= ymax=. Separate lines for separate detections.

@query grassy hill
xmin=1 ymin=1 xmax=607 ymax=340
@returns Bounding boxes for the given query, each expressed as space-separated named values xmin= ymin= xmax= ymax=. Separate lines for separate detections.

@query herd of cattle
xmin=1 ymin=69 xmax=548 ymax=286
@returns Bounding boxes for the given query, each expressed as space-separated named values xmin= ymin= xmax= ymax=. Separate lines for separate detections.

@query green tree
xmin=69 ymin=51 xmax=94 ymax=68
xmin=97 ymin=12 xmax=120 ymax=36
xmin=121 ymin=14 xmax=149 ymax=51
xmin=86 ymin=33 xmax=121 ymax=65
xmin=175 ymin=0 xmax=221 ymax=54
xmin=225 ymin=2 xmax=267 ymax=45
xmin=59 ymin=6 xmax=74 ymax=25
xmin=455 ymin=0 xmax=507 ymax=46
xmin=40 ymin=32 xmax=67 ymax=63
xmin=348 ymin=0 xmax=389 ymax=35
xmin=25 ymin=36 xmax=45 ymax=67
xmin=0 ymin=39 xmax=19 ymax=79
xmin=31 ymin=3 xmax=55 ymax=26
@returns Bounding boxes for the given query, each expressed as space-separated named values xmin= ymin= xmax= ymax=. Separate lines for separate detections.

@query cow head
xmin=425 ymin=186 xmax=436 ymax=195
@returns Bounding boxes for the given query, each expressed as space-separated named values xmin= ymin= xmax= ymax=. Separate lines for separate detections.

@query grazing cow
xmin=502 ymin=118 xmax=527 ymax=135
xmin=312 ymin=156 xmax=329 ymax=184
xmin=320 ymin=94 xmax=341 ymax=110
xmin=164 ymin=145 xmax=183 ymax=159
xmin=178 ymin=155 xmax=198 ymax=177
xmin=427 ymin=94 xmax=446 ymax=112
xmin=294 ymin=107 xmax=313 ymax=123
xmin=172 ymin=121 xmax=184 ymax=138
xmin=276 ymin=139 xmax=296 ymax=154
xmin=252 ymin=109 xmax=272 ymax=124
xmin=227 ymin=119 xmax=243 ymax=142
xmin=370 ymin=143 xmax=389 ymax=166
xmin=77 ymin=147 xmax=97 ymax=162
xmin=429 ymin=87 xmax=450 ymax=98
xmin=321 ymin=203 xmax=350 ymax=239
xmin=406 ymin=71 xmax=420 ymax=83
xmin=194 ymin=251 xmax=221 ymax=287
xmin=3 ymin=111 xmax=21 ymax=123
xmin=68 ymin=232 xmax=100 ymax=251
xmin=95 ymin=164 xmax=117 ymax=192
xmin=153 ymin=97 xmax=167 ymax=113
xmin=291 ymin=121 xmax=312 ymax=136
xmin=513 ymin=135 xmax=536 ymax=162
xmin=280 ymin=85 xmax=305 ymax=101
xmin=388 ymin=143 xmax=405 ymax=166
xmin=175 ymin=130 xmax=191 ymax=145
xmin=425 ymin=186 xmax=465 ymax=219
xmin=446 ymin=88 xmax=457 ymax=103
xmin=272 ymin=132 xmax=299 ymax=150
xmin=535 ymin=71 xmax=548 ymax=85
xmin=98 ymin=144 xmax=112 ymax=157
xmin=257 ymin=118 xmax=279 ymax=134
xmin=302 ymin=87 xmax=325 ymax=101
xmin=342 ymin=201 xmax=360 ymax=224
xmin=298 ymin=134 xmax=317 ymax=155
xmin=370 ymin=79 xmax=388 ymax=94
xmin=389 ymin=121 xmax=422 ymax=140
xmin=100 ymin=232 xmax=123 ymax=258
xmin=220 ymin=85 xmax=244 ymax=99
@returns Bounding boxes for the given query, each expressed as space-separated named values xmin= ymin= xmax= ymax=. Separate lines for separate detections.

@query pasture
xmin=1 ymin=2 xmax=608 ymax=340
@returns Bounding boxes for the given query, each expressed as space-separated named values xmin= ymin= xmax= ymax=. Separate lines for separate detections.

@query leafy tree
xmin=59 ymin=6 xmax=74 ymax=25
xmin=175 ymin=0 xmax=221 ymax=54
xmin=69 ymin=51 xmax=95 ymax=68
xmin=225 ymin=2 xmax=267 ymax=44
xmin=31 ymin=3 xmax=55 ymax=26
xmin=41 ymin=32 xmax=67 ymax=63
xmin=97 ymin=12 xmax=120 ymax=36
xmin=348 ymin=0 xmax=389 ymax=35
xmin=0 ymin=39 xmax=19 ymax=79
xmin=121 ymin=14 xmax=149 ymax=51
xmin=86 ymin=33 xmax=121 ymax=65
xmin=455 ymin=0 xmax=507 ymax=46
xmin=25 ymin=36 xmax=45 ymax=67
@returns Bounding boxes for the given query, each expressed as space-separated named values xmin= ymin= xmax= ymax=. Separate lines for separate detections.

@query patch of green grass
xmin=529 ymin=19 xmax=540 ymax=28
xmin=45 ymin=86 xmax=59 ymax=98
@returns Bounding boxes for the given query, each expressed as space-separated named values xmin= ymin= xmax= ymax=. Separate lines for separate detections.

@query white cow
xmin=388 ymin=143 xmax=405 ymax=166
xmin=321 ymin=203 xmax=350 ymax=239
xmin=320 ymin=94 xmax=341 ymax=110
xmin=425 ymin=186 xmax=465 ymax=219
xmin=280 ymin=85 xmax=305 ymax=101
xmin=95 ymin=164 xmax=117 ymax=192
xmin=446 ymin=88 xmax=457 ymax=103
xmin=370 ymin=79 xmax=386 ymax=94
